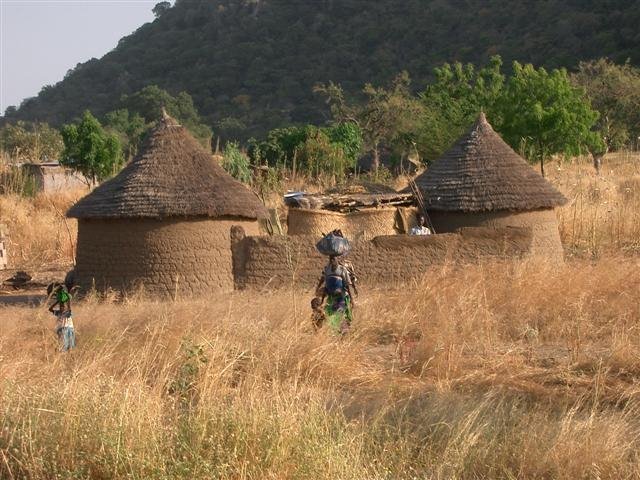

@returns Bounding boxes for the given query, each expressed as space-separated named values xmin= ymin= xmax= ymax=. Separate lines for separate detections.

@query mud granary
xmin=67 ymin=114 xmax=267 ymax=297
xmin=285 ymin=182 xmax=415 ymax=240
xmin=413 ymin=113 xmax=567 ymax=259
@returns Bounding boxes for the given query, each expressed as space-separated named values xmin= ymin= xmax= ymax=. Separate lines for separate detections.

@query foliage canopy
xmin=497 ymin=62 xmax=602 ymax=175
xmin=572 ymin=59 xmax=640 ymax=151
xmin=4 ymin=0 xmax=639 ymax=141
xmin=60 ymin=111 xmax=123 ymax=185
xmin=0 ymin=121 xmax=64 ymax=162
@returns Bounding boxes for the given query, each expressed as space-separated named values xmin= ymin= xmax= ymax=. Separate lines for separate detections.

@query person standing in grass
xmin=316 ymin=255 xmax=355 ymax=334
xmin=47 ymin=283 xmax=75 ymax=352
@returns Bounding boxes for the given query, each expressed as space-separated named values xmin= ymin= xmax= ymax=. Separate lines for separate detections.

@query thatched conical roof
xmin=67 ymin=116 xmax=267 ymax=220
xmin=414 ymin=113 xmax=567 ymax=212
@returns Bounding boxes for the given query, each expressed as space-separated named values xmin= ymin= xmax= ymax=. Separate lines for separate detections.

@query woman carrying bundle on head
xmin=313 ymin=230 xmax=357 ymax=334
xmin=315 ymin=255 xmax=355 ymax=334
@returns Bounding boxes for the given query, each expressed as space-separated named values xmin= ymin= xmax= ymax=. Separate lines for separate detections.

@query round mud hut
xmin=67 ymin=115 xmax=267 ymax=297
xmin=414 ymin=113 xmax=567 ymax=258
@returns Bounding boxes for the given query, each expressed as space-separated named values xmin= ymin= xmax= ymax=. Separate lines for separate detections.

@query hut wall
xmin=427 ymin=208 xmax=563 ymax=258
xmin=41 ymin=168 xmax=86 ymax=192
xmin=74 ymin=218 xmax=260 ymax=297
xmin=287 ymin=207 xmax=398 ymax=239
xmin=233 ymin=227 xmax=533 ymax=290
xmin=22 ymin=164 xmax=86 ymax=193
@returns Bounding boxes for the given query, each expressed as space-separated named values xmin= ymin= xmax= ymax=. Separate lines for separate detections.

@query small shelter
xmin=413 ymin=113 xmax=567 ymax=257
xmin=21 ymin=162 xmax=86 ymax=193
xmin=285 ymin=183 xmax=414 ymax=239
xmin=67 ymin=115 xmax=267 ymax=296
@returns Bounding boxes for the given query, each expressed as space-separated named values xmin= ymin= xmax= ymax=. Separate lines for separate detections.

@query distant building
xmin=67 ymin=114 xmax=267 ymax=297
xmin=413 ymin=113 xmax=568 ymax=258
xmin=21 ymin=162 xmax=86 ymax=193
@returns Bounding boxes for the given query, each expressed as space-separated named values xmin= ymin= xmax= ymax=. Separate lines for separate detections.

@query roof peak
xmin=158 ymin=109 xmax=181 ymax=127
xmin=67 ymin=117 xmax=267 ymax=220
xmin=413 ymin=115 xmax=567 ymax=212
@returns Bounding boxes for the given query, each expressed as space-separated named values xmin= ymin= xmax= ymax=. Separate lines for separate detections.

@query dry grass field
xmin=2 ymin=154 xmax=640 ymax=479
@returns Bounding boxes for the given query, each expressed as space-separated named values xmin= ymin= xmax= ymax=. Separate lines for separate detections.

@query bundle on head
xmin=316 ymin=231 xmax=350 ymax=257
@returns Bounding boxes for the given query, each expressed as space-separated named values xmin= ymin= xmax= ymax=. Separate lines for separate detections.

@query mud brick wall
xmin=75 ymin=218 xmax=260 ymax=297
xmin=429 ymin=208 xmax=563 ymax=260
xmin=233 ymin=226 xmax=533 ymax=291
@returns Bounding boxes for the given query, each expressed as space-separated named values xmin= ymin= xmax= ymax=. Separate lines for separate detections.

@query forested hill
xmin=5 ymin=0 xmax=640 ymax=139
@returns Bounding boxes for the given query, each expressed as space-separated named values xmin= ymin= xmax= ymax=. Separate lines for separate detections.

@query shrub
xmin=222 ymin=142 xmax=252 ymax=183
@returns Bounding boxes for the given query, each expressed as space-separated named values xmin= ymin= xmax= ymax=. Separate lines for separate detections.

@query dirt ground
xmin=0 ymin=265 xmax=70 ymax=306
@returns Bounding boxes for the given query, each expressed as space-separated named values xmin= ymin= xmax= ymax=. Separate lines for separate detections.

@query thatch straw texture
xmin=67 ymin=116 xmax=267 ymax=220
xmin=414 ymin=113 xmax=567 ymax=212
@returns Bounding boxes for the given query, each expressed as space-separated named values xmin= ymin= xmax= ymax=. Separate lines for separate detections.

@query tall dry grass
xmin=548 ymin=152 xmax=640 ymax=257
xmin=3 ymin=154 xmax=640 ymax=478
xmin=0 ymin=154 xmax=81 ymax=270
xmin=3 ymin=259 xmax=640 ymax=479
xmin=0 ymin=192 xmax=78 ymax=270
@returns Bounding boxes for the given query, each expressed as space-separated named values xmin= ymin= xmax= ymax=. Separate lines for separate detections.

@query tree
xmin=325 ymin=122 xmax=363 ymax=166
xmin=216 ymin=117 xmax=248 ymax=142
xmin=248 ymin=126 xmax=308 ymax=168
xmin=572 ymin=58 xmax=640 ymax=152
xmin=152 ymin=1 xmax=171 ymax=18
xmin=222 ymin=142 xmax=252 ymax=183
xmin=248 ymin=123 xmax=362 ymax=178
xmin=0 ymin=121 xmax=63 ymax=162
xmin=119 ymin=86 xmax=212 ymax=148
xmin=296 ymin=129 xmax=352 ymax=178
xmin=419 ymin=56 xmax=505 ymax=161
xmin=60 ymin=111 xmax=123 ymax=185
xmin=315 ymin=72 xmax=425 ymax=171
xmin=104 ymin=109 xmax=146 ymax=161
xmin=497 ymin=62 xmax=603 ymax=177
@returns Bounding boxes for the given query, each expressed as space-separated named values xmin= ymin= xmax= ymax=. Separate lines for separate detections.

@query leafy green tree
xmin=104 ymin=109 xmax=146 ymax=161
xmin=0 ymin=121 xmax=63 ymax=162
xmin=572 ymin=58 xmax=640 ymax=151
xmin=315 ymin=72 xmax=424 ymax=171
xmin=248 ymin=126 xmax=308 ymax=168
xmin=419 ymin=56 xmax=505 ymax=161
xmin=325 ymin=122 xmax=363 ymax=166
xmin=497 ymin=62 xmax=603 ymax=176
xmin=60 ymin=111 xmax=123 ymax=185
xmin=216 ymin=117 xmax=248 ymax=142
xmin=222 ymin=142 xmax=252 ymax=183
xmin=249 ymin=123 xmax=362 ymax=178
xmin=120 ymin=86 xmax=212 ymax=148
xmin=296 ymin=129 xmax=352 ymax=179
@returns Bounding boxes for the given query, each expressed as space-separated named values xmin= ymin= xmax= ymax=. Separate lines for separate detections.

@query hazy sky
xmin=0 ymin=0 xmax=163 ymax=114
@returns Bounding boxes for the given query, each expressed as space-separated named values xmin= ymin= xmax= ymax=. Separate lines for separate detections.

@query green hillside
xmin=4 ymin=0 xmax=640 ymax=140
